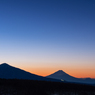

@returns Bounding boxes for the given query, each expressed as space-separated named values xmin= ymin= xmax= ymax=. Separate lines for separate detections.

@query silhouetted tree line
xmin=0 ymin=78 xmax=95 ymax=95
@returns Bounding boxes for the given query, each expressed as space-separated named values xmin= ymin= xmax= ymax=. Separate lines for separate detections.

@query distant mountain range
xmin=46 ymin=70 xmax=95 ymax=84
xmin=0 ymin=63 xmax=95 ymax=84
xmin=0 ymin=63 xmax=61 ymax=82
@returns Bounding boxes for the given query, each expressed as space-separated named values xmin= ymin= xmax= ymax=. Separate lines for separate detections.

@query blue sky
xmin=0 ymin=0 xmax=95 ymax=77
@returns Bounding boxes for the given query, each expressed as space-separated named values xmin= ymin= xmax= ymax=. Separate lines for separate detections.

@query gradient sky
xmin=0 ymin=0 xmax=95 ymax=78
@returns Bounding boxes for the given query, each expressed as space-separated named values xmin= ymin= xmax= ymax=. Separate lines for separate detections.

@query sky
xmin=0 ymin=0 xmax=95 ymax=78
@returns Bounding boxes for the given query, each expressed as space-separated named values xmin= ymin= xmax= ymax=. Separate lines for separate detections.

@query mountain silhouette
xmin=46 ymin=70 xmax=95 ymax=84
xmin=0 ymin=63 xmax=61 ymax=82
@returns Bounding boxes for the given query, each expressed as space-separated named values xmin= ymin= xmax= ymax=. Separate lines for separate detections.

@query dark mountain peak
xmin=54 ymin=70 xmax=67 ymax=75
xmin=0 ymin=63 xmax=61 ymax=82
xmin=0 ymin=63 xmax=11 ymax=69
xmin=58 ymin=70 xmax=63 ymax=72
xmin=57 ymin=70 xmax=64 ymax=73
xmin=47 ymin=70 xmax=95 ymax=84
xmin=0 ymin=63 xmax=10 ymax=66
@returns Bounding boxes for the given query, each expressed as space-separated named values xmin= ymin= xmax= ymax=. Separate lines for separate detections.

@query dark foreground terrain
xmin=0 ymin=79 xmax=95 ymax=95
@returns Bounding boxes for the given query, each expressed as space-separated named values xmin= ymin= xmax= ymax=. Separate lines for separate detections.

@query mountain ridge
xmin=1 ymin=63 xmax=95 ymax=84
xmin=46 ymin=70 xmax=95 ymax=84
xmin=0 ymin=63 xmax=61 ymax=82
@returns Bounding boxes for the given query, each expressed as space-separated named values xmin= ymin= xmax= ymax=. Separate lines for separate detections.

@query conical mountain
xmin=0 ymin=63 xmax=61 ymax=82
xmin=46 ymin=70 xmax=95 ymax=84
xmin=46 ymin=70 xmax=77 ymax=81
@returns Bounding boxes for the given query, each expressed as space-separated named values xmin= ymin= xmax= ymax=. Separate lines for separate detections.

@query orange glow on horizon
xmin=23 ymin=67 xmax=95 ymax=79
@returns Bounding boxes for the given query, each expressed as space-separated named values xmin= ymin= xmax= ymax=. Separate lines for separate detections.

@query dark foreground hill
xmin=46 ymin=70 xmax=95 ymax=84
xmin=0 ymin=78 xmax=95 ymax=95
xmin=0 ymin=63 xmax=60 ymax=82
